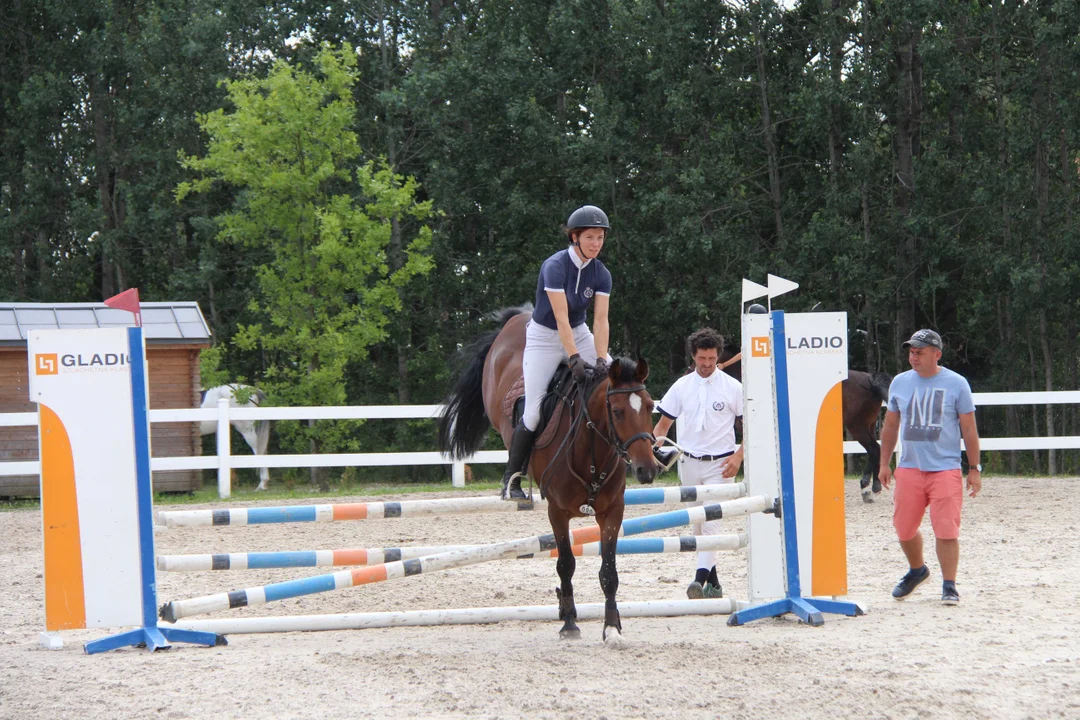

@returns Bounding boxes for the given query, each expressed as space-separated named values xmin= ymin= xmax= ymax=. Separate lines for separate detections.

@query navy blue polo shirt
xmin=531 ymin=248 xmax=612 ymax=330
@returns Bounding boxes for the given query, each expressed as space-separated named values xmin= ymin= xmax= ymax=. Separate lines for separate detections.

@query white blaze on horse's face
xmin=628 ymin=392 xmax=643 ymax=414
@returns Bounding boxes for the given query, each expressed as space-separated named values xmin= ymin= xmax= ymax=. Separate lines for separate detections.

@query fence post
xmin=452 ymin=461 xmax=466 ymax=488
xmin=217 ymin=397 xmax=231 ymax=499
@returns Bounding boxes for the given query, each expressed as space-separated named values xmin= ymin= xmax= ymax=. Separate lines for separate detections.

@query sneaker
xmin=686 ymin=581 xmax=704 ymax=599
xmin=891 ymin=565 xmax=930 ymax=600
xmin=703 ymin=582 xmax=723 ymax=599
xmin=942 ymin=581 xmax=959 ymax=606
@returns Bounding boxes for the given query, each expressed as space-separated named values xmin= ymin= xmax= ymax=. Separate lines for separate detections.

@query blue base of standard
xmin=84 ymin=625 xmax=226 ymax=655
xmin=727 ymin=596 xmax=864 ymax=627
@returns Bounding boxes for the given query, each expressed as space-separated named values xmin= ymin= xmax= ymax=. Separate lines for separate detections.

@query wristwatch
xmin=974 ymin=464 xmax=982 ymax=472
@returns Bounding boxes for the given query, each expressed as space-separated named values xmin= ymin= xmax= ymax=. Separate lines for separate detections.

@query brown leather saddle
xmin=501 ymin=365 xmax=576 ymax=449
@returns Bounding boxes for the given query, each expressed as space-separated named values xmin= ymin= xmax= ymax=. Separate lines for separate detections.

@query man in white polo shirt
xmin=652 ymin=328 xmax=744 ymax=599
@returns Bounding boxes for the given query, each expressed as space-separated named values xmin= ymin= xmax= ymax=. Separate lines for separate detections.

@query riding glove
xmin=593 ymin=356 xmax=609 ymax=377
xmin=567 ymin=353 xmax=588 ymax=382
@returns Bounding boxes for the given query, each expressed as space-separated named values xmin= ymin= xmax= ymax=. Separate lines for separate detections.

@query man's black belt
xmin=683 ymin=450 xmax=734 ymax=462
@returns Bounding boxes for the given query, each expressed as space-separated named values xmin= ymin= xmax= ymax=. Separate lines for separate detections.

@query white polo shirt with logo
xmin=657 ymin=368 xmax=743 ymax=457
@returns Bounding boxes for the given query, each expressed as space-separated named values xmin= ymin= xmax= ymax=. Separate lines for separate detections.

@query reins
xmin=538 ymin=373 xmax=654 ymax=516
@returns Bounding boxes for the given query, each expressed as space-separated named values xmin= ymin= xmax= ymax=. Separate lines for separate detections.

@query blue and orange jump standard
xmin=83 ymin=328 xmax=226 ymax=654
xmin=728 ymin=310 xmax=865 ymax=627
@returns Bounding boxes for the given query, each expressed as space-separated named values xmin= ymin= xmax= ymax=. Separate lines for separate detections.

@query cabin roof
xmin=0 ymin=301 xmax=212 ymax=347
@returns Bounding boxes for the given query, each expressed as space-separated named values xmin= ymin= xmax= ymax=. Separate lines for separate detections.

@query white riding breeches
xmin=521 ymin=321 xmax=608 ymax=432
xmin=678 ymin=455 xmax=735 ymax=570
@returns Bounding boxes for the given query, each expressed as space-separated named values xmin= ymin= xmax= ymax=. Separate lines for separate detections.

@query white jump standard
xmin=728 ymin=308 xmax=864 ymax=626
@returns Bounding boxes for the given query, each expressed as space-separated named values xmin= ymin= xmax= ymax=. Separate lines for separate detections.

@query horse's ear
xmin=635 ymin=357 xmax=649 ymax=383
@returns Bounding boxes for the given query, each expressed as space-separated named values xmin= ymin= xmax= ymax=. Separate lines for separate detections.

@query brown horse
xmin=843 ymin=370 xmax=892 ymax=503
xmin=719 ymin=350 xmax=891 ymax=503
xmin=437 ymin=306 xmax=659 ymax=644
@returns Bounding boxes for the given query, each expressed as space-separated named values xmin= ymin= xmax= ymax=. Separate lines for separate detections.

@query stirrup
xmin=501 ymin=471 xmax=531 ymax=502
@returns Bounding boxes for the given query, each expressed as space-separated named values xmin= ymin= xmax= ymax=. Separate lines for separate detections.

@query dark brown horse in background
xmin=719 ymin=348 xmax=891 ymax=503
xmin=437 ymin=307 xmax=659 ymax=644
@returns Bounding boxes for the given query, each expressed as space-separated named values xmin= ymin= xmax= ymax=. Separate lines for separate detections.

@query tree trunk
xmin=1068 ymin=315 xmax=1078 ymax=475
xmin=893 ymin=23 xmax=922 ymax=337
xmin=827 ymin=0 xmax=843 ymax=191
xmin=1025 ymin=328 xmax=1041 ymax=474
xmin=1039 ymin=307 xmax=1055 ymax=474
xmin=998 ymin=298 xmax=1018 ymax=474
xmin=753 ymin=8 xmax=783 ymax=244
xmin=992 ymin=4 xmax=1017 ymax=475
xmin=89 ymin=72 xmax=117 ymax=299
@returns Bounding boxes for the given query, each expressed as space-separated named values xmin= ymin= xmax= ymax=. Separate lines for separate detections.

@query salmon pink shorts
xmin=893 ymin=468 xmax=963 ymax=541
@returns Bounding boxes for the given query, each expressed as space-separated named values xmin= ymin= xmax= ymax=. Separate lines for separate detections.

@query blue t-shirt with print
xmin=531 ymin=248 xmax=612 ymax=330
xmin=887 ymin=367 xmax=975 ymax=471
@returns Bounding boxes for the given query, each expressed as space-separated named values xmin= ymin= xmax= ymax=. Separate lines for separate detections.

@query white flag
xmin=741 ymin=278 xmax=769 ymax=304
xmin=767 ymin=274 xmax=799 ymax=299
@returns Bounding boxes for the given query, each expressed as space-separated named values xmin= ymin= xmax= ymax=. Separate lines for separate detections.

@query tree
xmin=178 ymin=45 xmax=434 ymax=486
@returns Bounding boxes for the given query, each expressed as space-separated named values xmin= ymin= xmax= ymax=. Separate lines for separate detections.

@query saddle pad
xmin=501 ymin=374 xmax=568 ymax=450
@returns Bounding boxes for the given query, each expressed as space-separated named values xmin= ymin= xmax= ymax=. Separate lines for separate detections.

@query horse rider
xmin=500 ymin=205 xmax=614 ymax=501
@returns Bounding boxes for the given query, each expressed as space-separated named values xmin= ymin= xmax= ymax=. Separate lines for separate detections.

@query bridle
xmin=540 ymin=375 xmax=654 ymax=516
xmin=603 ymin=384 xmax=655 ymax=460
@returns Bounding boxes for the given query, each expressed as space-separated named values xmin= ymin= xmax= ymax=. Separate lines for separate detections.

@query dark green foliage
xmin=4 ymin=0 xmax=1079 ymax=478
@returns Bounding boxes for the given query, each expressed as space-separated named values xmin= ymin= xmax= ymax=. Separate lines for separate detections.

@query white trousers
xmin=522 ymin=321 xmax=604 ymax=431
xmin=678 ymin=455 xmax=733 ymax=571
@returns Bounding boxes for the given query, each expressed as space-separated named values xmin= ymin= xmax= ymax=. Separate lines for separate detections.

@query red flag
xmin=104 ymin=288 xmax=142 ymax=327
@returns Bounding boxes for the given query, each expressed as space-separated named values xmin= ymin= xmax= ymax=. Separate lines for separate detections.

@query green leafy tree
xmin=178 ymin=45 xmax=434 ymax=484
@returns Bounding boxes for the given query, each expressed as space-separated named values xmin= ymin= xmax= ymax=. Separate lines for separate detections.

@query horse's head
xmin=604 ymin=357 xmax=659 ymax=485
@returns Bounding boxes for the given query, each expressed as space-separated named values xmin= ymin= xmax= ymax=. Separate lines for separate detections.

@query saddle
xmin=501 ymin=364 xmax=577 ymax=450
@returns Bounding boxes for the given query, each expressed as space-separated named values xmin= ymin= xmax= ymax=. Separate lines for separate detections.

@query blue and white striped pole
xmin=160 ymin=495 xmax=772 ymax=622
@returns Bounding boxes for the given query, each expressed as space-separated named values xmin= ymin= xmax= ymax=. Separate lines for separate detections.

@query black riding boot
xmin=500 ymin=424 xmax=536 ymax=501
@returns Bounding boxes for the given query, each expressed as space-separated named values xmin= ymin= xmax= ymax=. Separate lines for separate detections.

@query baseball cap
xmin=902 ymin=329 xmax=943 ymax=350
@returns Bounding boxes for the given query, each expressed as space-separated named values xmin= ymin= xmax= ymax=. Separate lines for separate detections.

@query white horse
xmin=199 ymin=384 xmax=272 ymax=490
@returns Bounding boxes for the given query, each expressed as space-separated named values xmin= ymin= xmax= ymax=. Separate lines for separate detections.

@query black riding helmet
xmin=566 ymin=205 xmax=610 ymax=241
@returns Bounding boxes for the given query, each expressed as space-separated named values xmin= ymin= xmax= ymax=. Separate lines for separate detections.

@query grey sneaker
xmin=703 ymin=581 xmax=723 ymax=599
xmin=942 ymin=581 xmax=959 ymax=606
xmin=686 ymin=581 xmax=704 ymax=599
xmin=892 ymin=565 xmax=930 ymax=599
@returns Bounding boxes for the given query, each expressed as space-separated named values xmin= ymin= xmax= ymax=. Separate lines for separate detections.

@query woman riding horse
xmin=500 ymin=204 xmax=614 ymax=501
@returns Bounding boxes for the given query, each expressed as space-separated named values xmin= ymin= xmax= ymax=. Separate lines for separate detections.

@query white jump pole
xmin=171 ymin=598 xmax=745 ymax=635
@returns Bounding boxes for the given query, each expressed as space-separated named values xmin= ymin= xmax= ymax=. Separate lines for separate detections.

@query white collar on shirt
xmin=567 ymin=247 xmax=592 ymax=270
xmin=695 ymin=368 xmax=717 ymax=385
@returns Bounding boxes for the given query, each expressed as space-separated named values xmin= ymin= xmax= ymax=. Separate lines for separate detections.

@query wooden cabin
xmin=0 ymin=301 xmax=212 ymax=496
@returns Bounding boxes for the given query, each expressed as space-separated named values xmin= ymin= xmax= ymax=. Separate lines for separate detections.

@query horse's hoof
xmin=603 ymin=627 xmax=625 ymax=648
xmin=861 ymin=489 xmax=874 ymax=504
xmin=559 ymin=627 xmax=582 ymax=640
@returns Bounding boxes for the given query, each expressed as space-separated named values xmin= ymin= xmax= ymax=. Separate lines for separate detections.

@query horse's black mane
xmin=488 ymin=304 xmax=533 ymax=327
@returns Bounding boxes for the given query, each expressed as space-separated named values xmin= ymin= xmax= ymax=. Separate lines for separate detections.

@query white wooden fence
xmin=3 ymin=390 xmax=1080 ymax=499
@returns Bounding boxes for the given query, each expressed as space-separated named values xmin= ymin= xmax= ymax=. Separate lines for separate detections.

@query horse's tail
xmin=251 ymin=388 xmax=271 ymax=455
xmin=869 ymin=372 xmax=892 ymax=403
xmin=437 ymin=305 xmax=531 ymax=460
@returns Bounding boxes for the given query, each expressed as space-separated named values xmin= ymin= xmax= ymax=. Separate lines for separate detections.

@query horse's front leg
xmin=549 ymin=506 xmax=580 ymax=639
xmin=598 ymin=503 xmax=624 ymax=646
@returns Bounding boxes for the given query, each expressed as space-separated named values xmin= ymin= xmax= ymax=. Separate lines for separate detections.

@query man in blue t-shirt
xmin=879 ymin=329 xmax=982 ymax=606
